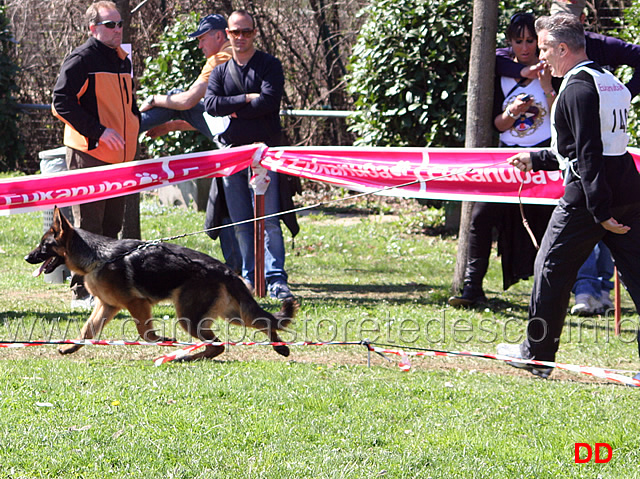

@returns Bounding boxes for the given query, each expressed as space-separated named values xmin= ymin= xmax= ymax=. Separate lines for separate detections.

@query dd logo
xmin=574 ymin=443 xmax=612 ymax=464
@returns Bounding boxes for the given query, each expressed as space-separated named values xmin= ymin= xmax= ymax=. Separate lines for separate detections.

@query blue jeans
xmin=222 ymin=168 xmax=287 ymax=287
xmin=140 ymin=89 xmax=212 ymax=139
xmin=572 ymin=242 xmax=614 ymax=297
xmin=219 ymin=216 xmax=242 ymax=274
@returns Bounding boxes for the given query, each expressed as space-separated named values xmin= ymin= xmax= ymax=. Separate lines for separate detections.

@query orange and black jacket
xmin=52 ymin=37 xmax=140 ymax=164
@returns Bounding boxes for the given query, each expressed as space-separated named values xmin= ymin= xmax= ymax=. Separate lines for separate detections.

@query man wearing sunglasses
xmin=204 ymin=10 xmax=299 ymax=301
xmin=52 ymin=1 xmax=140 ymax=309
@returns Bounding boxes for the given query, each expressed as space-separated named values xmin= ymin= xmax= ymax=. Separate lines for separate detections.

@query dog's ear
xmin=52 ymin=206 xmax=73 ymax=235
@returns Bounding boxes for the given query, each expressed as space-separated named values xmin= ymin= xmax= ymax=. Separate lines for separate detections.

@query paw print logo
xmin=136 ymin=172 xmax=159 ymax=185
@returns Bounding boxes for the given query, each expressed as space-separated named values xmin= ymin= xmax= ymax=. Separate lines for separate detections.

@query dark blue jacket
xmin=204 ymin=51 xmax=284 ymax=146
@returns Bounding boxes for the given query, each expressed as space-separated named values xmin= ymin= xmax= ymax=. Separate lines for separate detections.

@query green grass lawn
xmin=0 ymin=194 xmax=639 ymax=478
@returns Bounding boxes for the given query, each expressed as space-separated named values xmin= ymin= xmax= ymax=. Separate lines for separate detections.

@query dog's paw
xmin=58 ymin=344 xmax=82 ymax=355
xmin=273 ymin=344 xmax=290 ymax=357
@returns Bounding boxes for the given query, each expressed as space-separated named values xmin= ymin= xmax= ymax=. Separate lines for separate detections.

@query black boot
xmin=448 ymin=258 xmax=488 ymax=307
xmin=448 ymin=283 xmax=488 ymax=307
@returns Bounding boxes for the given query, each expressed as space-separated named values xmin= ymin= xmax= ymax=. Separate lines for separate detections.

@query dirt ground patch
xmin=0 ymin=336 xmax=626 ymax=387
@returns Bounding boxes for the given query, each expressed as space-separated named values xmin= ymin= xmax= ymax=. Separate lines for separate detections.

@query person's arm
xmin=495 ymin=46 xmax=541 ymax=80
xmin=494 ymin=94 xmax=533 ymax=132
xmin=586 ymin=32 xmax=640 ymax=98
xmin=141 ymin=79 xmax=208 ymax=112
xmin=203 ymin=63 xmax=250 ymax=117
xmin=232 ymin=55 xmax=284 ymax=120
xmin=538 ymin=63 xmax=556 ymax=108
xmin=52 ymin=53 xmax=106 ymax=140
xmin=510 ymin=150 xmax=561 ymax=172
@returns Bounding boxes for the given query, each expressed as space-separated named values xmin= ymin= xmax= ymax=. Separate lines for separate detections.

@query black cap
xmin=188 ymin=14 xmax=227 ymax=38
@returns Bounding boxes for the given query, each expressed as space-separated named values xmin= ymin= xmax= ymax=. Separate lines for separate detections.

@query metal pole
xmin=254 ymin=193 xmax=266 ymax=297
xmin=614 ymin=267 xmax=621 ymax=336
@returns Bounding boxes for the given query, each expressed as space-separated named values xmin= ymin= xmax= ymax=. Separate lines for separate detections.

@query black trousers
xmin=523 ymin=199 xmax=640 ymax=361
xmin=65 ymin=147 xmax=126 ymax=299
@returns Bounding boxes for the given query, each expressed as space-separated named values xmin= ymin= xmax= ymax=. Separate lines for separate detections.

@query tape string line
xmin=0 ymin=338 xmax=638 ymax=386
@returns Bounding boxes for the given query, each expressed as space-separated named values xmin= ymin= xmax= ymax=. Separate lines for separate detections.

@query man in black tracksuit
xmin=498 ymin=13 xmax=640 ymax=380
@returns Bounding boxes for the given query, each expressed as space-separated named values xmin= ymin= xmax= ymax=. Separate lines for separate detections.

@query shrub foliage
xmin=137 ymin=13 xmax=214 ymax=158
xmin=346 ymin=0 xmax=473 ymax=147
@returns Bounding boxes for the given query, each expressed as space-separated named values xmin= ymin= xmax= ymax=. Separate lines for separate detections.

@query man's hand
xmin=601 ymin=217 xmax=631 ymax=234
xmin=140 ymin=95 xmax=155 ymax=112
xmin=520 ymin=62 xmax=545 ymax=80
xmin=507 ymin=152 xmax=532 ymax=172
xmin=99 ymin=128 xmax=125 ymax=150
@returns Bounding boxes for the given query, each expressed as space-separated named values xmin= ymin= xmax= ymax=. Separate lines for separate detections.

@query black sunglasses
xmin=96 ymin=20 xmax=124 ymax=29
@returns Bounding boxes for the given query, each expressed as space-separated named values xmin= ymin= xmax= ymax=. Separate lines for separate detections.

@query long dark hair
xmin=506 ymin=12 xmax=536 ymax=41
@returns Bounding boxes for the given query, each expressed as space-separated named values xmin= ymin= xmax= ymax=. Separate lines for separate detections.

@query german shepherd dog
xmin=25 ymin=207 xmax=296 ymax=360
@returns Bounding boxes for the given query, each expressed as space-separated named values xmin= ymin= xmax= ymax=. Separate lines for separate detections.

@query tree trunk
xmin=116 ymin=0 xmax=141 ymax=239
xmin=452 ymin=0 xmax=498 ymax=293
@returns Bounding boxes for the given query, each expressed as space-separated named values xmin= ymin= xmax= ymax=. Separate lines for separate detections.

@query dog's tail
xmin=272 ymin=297 xmax=297 ymax=330
xmin=237 ymin=296 xmax=297 ymax=357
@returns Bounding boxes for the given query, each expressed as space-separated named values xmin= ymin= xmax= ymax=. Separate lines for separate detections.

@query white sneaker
xmin=600 ymin=290 xmax=614 ymax=312
xmin=71 ymin=296 xmax=95 ymax=311
xmin=571 ymin=293 xmax=603 ymax=316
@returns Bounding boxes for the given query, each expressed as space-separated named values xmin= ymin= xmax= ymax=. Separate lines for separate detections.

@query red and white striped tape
xmin=0 ymin=339 xmax=194 ymax=348
xmin=2 ymin=338 xmax=638 ymax=386
xmin=151 ymin=340 xmax=352 ymax=366
xmin=367 ymin=345 xmax=640 ymax=387
xmin=153 ymin=342 xmax=207 ymax=365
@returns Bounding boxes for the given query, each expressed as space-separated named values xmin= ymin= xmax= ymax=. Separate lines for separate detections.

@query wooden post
xmin=250 ymin=165 xmax=270 ymax=298
xmin=452 ymin=0 xmax=498 ymax=293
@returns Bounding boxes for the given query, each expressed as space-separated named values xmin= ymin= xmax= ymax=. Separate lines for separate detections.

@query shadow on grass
xmin=565 ymin=309 xmax=639 ymax=335
xmin=297 ymin=282 xmax=436 ymax=305
xmin=295 ymin=283 xmax=533 ymax=314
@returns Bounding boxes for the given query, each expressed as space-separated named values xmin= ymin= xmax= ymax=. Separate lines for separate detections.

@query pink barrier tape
xmin=367 ymin=344 xmax=640 ymax=387
xmin=4 ymin=145 xmax=640 ymax=214
xmin=264 ymin=146 xmax=640 ymax=204
xmin=0 ymin=145 xmax=258 ymax=215
xmin=264 ymin=146 xmax=562 ymax=204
